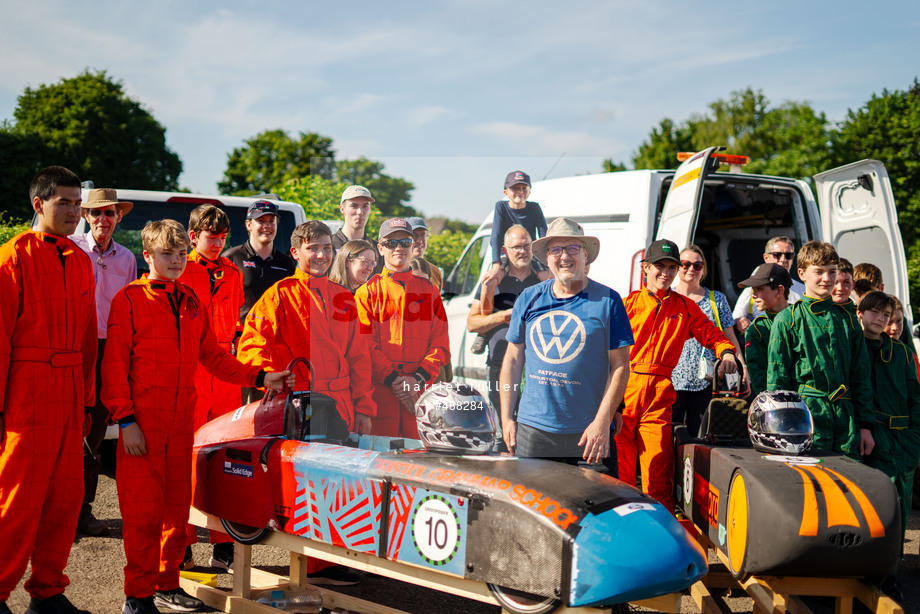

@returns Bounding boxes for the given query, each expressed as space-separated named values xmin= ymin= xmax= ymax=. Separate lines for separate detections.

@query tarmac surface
xmin=6 ymin=447 xmax=920 ymax=614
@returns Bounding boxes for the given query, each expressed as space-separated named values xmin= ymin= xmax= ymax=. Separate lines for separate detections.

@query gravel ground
xmin=6 ymin=451 xmax=919 ymax=614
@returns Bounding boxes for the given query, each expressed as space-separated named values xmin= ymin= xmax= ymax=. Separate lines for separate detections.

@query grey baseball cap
xmin=378 ymin=218 xmax=412 ymax=240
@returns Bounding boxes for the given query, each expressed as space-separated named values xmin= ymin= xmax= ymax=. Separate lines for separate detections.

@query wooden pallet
xmin=687 ymin=526 xmax=904 ymax=614
xmin=182 ymin=507 xmax=682 ymax=614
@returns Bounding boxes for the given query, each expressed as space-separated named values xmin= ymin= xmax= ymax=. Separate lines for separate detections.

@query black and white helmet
xmin=748 ymin=390 xmax=814 ymax=455
xmin=415 ymin=383 xmax=495 ymax=455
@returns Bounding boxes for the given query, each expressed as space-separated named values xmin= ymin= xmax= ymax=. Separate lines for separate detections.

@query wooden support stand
xmin=686 ymin=526 xmax=905 ymax=614
xmin=182 ymin=507 xmax=682 ymax=614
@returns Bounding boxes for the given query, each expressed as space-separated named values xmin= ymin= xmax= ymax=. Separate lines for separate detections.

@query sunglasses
xmin=546 ymin=244 xmax=584 ymax=257
xmin=379 ymin=238 xmax=413 ymax=249
xmin=680 ymin=260 xmax=704 ymax=271
xmin=769 ymin=251 xmax=795 ymax=260
xmin=87 ymin=209 xmax=118 ymax=218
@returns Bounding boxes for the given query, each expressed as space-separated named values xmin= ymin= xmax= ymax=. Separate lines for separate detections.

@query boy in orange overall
xmin=355 ymin=219 xmax=450 ymax=438
xmin=239 ymin=221 xmax=375 ymax=435
xmin=0 ymin=166 xmax=97 ymax=614
xmin=618 ymin=239 xmax=737 ymax=511
xmin=178 ymin=205 xmax=245 ymax=570
xmin=104 ymin=220 xmax=291 ymax=614
xmin=239 ymin=220 xmax=374 ymax=586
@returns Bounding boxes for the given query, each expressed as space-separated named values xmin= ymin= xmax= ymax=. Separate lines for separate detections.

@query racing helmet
xmin=747 ymin=390 xmax=814 ymax=455
xmin=415 ymin=383 xmax=495 ymax=455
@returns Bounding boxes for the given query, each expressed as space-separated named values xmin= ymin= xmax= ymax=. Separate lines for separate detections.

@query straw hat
xmin=532 ymin=218 xmax=600 ymax=264
xmin=82 ymin=188 xmax=133 ymax=215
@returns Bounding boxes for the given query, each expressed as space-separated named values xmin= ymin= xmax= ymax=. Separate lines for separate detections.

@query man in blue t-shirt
xmin=500 ymin=218 xmax=633 ymax=467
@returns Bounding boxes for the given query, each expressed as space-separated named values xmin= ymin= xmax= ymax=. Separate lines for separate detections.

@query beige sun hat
xmin=532 ymin=217 xmax=600 ymax=264
xmin=82 ymin=188 xmax=133 ymax=215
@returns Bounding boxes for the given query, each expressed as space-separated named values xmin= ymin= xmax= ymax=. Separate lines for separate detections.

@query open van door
xmin=655 ymin=146 xmax=721 ymax=245
xmin=814 ymin=160 xmax=911 ymax=317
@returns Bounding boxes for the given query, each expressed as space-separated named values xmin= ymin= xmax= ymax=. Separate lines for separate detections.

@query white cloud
xmin=472 ymin=121 xmax=620 ymax=157
xmin=405 ymin=105 xmax=458 ymax=128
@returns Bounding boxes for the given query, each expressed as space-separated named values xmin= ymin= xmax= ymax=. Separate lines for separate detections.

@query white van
xmin=65 ymin=187 xmax=307 ymax=274
xmin=442 ymin=146 xmax=911 ymax=391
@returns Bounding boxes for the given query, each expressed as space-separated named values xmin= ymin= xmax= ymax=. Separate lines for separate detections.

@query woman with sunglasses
xmin=328 ymin=240 xmax=377 ymax=293
xmin=672 ymin=245 xmax=749 ymax=436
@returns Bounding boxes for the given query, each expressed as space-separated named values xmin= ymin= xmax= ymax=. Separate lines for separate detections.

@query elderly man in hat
xmin=355 ymin=218 xmax=450 ymax=438
xmin=72 ymin=188 xmax=137 ymax=537
xmin=618 ymin=239 xmax=738 ymax=511
xmin=500 ymin=218 xmax=633 ymax=467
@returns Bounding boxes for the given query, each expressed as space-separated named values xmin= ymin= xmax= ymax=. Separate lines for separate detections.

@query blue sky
xmin=1 ymin=1 xmax=918 ymax=223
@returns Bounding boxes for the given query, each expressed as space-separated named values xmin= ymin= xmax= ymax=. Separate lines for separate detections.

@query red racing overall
xmin=104 ymin=278 xmax=260 ymax=598
xmin=238 ymin=268 xmax=375 ymax=430
xmin=180 ymin=251 xmax=245 ymax=427
xmin=238 ymin=269 xmax=375 ymax=575
xmin=0 ymin=232 xmax=97 ymax=601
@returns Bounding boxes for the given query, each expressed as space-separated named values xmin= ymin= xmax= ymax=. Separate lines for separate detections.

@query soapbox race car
xmin=191 ymin=382 xmax=707 ymax=612
xmin=676 ymin=391 xmax=902 ymax=579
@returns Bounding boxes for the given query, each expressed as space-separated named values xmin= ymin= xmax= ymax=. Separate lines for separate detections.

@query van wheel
xmin=220 ymin=518 xmax=268 ymax=545
xmin=487 ymin=584 xmax=560 ymax=614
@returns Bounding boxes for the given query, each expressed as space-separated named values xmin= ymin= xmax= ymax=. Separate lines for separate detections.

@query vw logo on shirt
xmin=529 ymin=310 xmax=587 ymax=364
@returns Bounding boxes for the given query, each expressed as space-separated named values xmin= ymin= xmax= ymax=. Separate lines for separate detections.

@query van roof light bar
xmin=677 ymin=151 xmax=749 ymax=173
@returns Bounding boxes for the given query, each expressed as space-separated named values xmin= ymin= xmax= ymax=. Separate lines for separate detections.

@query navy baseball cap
xmin=504 ymin=171 xmax=531 ymax=189
xmin=406 ymin=216 xmax=428 ymax=232
xmin=247 ymin=200 xmax=279 ymax=220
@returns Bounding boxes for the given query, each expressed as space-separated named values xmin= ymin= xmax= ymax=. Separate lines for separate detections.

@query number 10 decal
xmin=411 ymin=494 xmax=462 ymax=566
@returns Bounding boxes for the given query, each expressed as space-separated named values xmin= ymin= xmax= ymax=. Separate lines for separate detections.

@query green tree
xmin=627 ymin=88 xmax=833 ymax=179
xmin=334 ymin=157 xmax=417 ymax=217
xmin=274 ymin=175 xmax=470 ymax=273
xmin=628 ymin=118 xmax=695 ymax=170
xmin=10 ymin=69 xmax=181 ymax=192
xmin=834 ymin=80 xmax=920 ymax=317
xmin=426 ymin=230 xmax=473 ymax=274
xmin=219 ymin=130 xmax=335 ymax=195
xmin=601 ymin=159 xmax=628 ymax=173
xmin=0 ymin=125 xmax=50 ymax=220
xmin=0 ymin=214 xmax=30 ymax=245
xmin=273 ymin=175 xmax=383 ymax=232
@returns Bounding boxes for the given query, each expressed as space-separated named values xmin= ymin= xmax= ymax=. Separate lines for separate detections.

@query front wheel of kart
xmin=487 ymin=584 xmax=561 ymax=614
xmin=220 ymin=518 xmax=269 ymax=545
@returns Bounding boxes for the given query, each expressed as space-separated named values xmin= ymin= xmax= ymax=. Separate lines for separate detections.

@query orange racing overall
xmin=618 ymin=287 xmax=734 ymax=511
xmin=0 ymin=232 xmax=97 ymax=601
xmin=355 ymin=269 xmax=449 ymax=438
xmin=104 ymin=278 xmax=261 ymax=598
